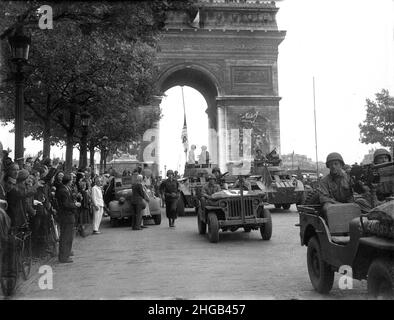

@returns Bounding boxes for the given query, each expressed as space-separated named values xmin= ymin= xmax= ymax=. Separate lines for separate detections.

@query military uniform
xmin=318 ymin=170 xmax=354 ymax=204
xmin=160 ymin=178 xmax=179 ymax=223
xmin=201 ymin=183 xmax=221 ymax=198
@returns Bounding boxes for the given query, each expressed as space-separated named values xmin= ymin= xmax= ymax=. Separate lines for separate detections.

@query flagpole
xmin=181 ymin=86 xmax=187 ymax=161
xmin=313 ymin=77 xmax=319 ymax=179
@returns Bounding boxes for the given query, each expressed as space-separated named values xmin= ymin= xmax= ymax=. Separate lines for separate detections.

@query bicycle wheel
xmin=47 ymin=219 xmax=59 ymax=257
xmin=50 ymin=217 xmax=60 ymax=242
xmin=20 ymin=234 xmax=32 ymax=280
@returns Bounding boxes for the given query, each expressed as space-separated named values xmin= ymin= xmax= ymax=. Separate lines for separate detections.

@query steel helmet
xmin=373 ymin=148 xmax=391 ymax=163
xmin=325 ymin=152 xmax=344 ymax=168
xmin=166 ymin=170 xmax=174 ymax=177
xmin=207 ymin=174 xmax=216 ymax=181
xmin=212 ymin=167 xmax=221 ymax=174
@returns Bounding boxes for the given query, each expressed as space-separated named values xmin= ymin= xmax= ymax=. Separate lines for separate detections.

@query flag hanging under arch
xmin=180 ymin=86 xmax=188 ymax=154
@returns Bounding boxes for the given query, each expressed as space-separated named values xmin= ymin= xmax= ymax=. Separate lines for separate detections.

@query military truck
xmin=177 ymin=163 xmax=219 ymax=216
xmin=196 ymin=176 xmax=272 ymax=243
xmin=251 ymin=160 xmax=305 ymax=210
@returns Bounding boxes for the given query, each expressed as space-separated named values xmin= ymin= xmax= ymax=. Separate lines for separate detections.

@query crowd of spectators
xmin=0 ymin=149 xmax=108 ymax=269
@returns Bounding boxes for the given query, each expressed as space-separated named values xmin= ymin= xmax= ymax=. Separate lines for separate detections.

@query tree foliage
xmin=359 ymin=89 xmax=394 ymax=149
xmin=0 ymin=1 xmax=195 ymax=168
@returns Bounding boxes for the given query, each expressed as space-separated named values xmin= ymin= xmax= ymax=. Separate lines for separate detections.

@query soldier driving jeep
xmin=317 ymin=152 xmax=371 ymax=218
xmin=200 ymin=175 xmax=221 ymax=200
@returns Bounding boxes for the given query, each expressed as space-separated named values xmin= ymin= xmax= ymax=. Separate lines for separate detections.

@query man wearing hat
xmin=160 ymin=170 xmax=179 ymax=227
xmin=55 ymin=174 xmax=81 ymax=263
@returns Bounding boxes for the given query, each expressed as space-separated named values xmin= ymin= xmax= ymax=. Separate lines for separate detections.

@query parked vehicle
xmin=196 ymin=176 xmax=272 ymax=243
xmin=108 ymin=176 xmax=161 ymax=226
xmin=297 ymin=202 xmax=394 ymax=298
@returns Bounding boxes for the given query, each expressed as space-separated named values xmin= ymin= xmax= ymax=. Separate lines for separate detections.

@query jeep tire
xmin=197 ymin=207 xmax=207 ymax=235
xmin=367 ymin=258 xmax=394 ymax=299
xmin=307 ymin=236 xmax=334 ymax=294
xmin=207 ymin=213 xmax=219 ymax=243
xmin=259 ymin=208 xmax=272 ymax=240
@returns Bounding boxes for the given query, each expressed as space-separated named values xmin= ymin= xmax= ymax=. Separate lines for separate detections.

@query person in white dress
xmin=91 ymin=176 xmax=104 ymax=234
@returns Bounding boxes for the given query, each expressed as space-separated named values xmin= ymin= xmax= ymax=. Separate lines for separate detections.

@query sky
xmin=1 ymin=0 xmax=393 ymax=172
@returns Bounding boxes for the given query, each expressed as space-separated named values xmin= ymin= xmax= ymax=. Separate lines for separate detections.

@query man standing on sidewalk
xmin=91 ymin=176 xmax=104 ymax=234
xmin=56 ymin=174 xmax=81 ymax=263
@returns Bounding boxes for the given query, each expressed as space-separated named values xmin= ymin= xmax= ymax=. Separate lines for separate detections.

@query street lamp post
xmin=8 ymin=26 xmax=31 ymax=168
xmin=80 ymin=111 xmax=91 ymax=170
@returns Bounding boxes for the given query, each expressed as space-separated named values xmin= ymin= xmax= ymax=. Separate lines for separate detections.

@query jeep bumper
xmin=218 ymin=217 xmax=269 ymax=228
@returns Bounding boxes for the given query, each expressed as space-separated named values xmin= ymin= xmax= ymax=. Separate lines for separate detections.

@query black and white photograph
xmin=0 ymin=0 xmax=393 ymax=304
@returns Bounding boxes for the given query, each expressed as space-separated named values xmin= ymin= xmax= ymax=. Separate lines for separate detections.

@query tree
xmin=359 ymin=89 xmax=394 ymax=152
xmin=0 ymin=1 xmax=195 ymax=171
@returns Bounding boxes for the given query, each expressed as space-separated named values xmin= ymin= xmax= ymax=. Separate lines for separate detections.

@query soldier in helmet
xmin=212 ymin=167 xmax=228 ymax=190
xmin=160 ymin=170 xmax=179 ymax=227
xmin=199 ymin=174 xmax=221 ymax=212
xmin=373 ymin=148 xmax=391 ymax=164
xmin=318 ymin=152 xmax=354 ymax=208
xmin=354 ymin=148 xmax=393 ymax=209
xmin=201 ymin=174 xmax=221 ymax=200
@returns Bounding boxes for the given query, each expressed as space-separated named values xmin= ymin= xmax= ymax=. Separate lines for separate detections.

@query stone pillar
xmin=217 ymin=104 xmax=227 ymax=172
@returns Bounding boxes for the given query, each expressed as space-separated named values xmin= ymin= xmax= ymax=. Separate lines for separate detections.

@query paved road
xmin=13 ymin=205 xmax=367 ymax=300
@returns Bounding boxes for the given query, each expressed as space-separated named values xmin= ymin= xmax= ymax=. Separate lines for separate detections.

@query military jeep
xmin=196 ymin=177 xmax=272 ymax=243
xmin=297 ymin=202 xmax=394 ymax=298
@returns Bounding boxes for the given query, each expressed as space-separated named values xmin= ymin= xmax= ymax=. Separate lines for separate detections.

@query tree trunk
xmin=89 ymin=142 xmax=95 ymax=171
xmin=65 ymin=132 xmax=74 ymax=173
xmin=64 ymin=111 xmax=76 ymax=173
xmin=78 ymin=144 xmax=83 ymax=168
xmin=99 ymin=149 xmax=104 ymax=174
xmin=42 ymin=120 xmax=51 ymax=159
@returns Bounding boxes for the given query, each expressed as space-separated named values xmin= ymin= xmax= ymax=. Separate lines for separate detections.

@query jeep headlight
xmin=219 ymin=201 xmax=227 ymax=208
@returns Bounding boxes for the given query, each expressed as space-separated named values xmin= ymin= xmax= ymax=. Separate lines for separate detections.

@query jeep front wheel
xmin=307 ymin=236 xmax=334 ymax=294
xmin=197 ymin=208 xmax=206 ymax=235
xmin=207 ymin=213 xmax=219 ymax=243
xmin=367 ymin=258 xmax=394 ymax=299
xmin=259 ymin=208 xmax=272 ymax=240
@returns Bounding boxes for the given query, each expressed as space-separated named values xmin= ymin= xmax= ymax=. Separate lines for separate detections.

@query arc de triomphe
xmin=151 ymin=1 xmax=286 ymax=172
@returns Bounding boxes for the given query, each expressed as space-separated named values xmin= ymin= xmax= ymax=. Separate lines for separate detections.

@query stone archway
xmin=155 ymin=1 xmax=286 ymax=172
xmin=157 ymin=63 xmax=221 ymax=165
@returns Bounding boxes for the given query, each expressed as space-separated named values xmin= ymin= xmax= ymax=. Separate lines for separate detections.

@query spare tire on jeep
xmin=303 ymin=188 xmax=320 ymax=205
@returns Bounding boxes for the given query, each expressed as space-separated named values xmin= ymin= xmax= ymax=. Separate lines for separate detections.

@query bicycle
xmin=47 ymin=209 xmax=60 ymax=256
xmin=1 ymin=223 xmax=32 ymax=296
